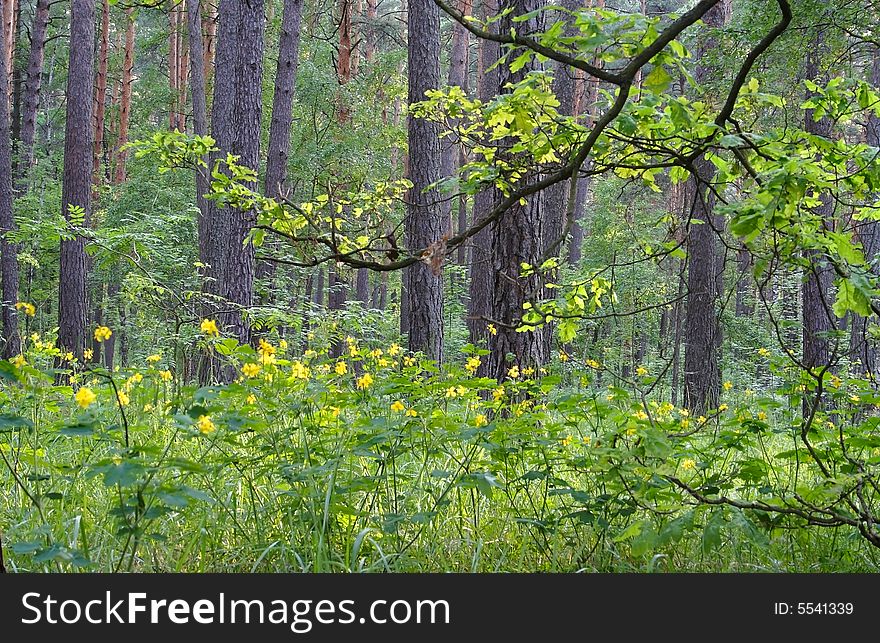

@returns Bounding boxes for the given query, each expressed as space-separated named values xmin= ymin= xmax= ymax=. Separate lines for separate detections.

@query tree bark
xmin=93 ymin=0 xmax=110 ymax=184
xmin=0 ymin=5 xmax=19 ymax=357
xmin=16 ymin=0 xmax=49 ymax=187
xmin=404 ymin=0 xmax=444 ymax=360
xmin=486 ymin=0 xmax=548 ymax=381
xmin=169 ymin=1 xmax=180 ymax=130
xmin=113 ymin=9 xmax=135 ymax=184
xmin=467 ymin=0 xmax=498 ymax=353
xmin=187 ymin=0 xmax=210 ymax=266
xmin=58 ymin=0 xmax=95 ymax=362
xmin=682 ymin=1 xmax=727 ymax=414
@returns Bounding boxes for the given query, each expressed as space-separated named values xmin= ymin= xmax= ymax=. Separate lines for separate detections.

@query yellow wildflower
xmin=585 ymin=359 xmax=600 ymax=369
xmin=11 ymin=354 xmax=26 ymax=368
xmin=561 ymin=435 xmax=573 ymax=447
xmin=84 ymin=348 xmax=94 ymax=360
xmin=74 ymin=387 xmax=97 ymax=409
xmin=388 ymin=343 xmax=401 ymax=356
xmin=757 ymin=411 xmax=768 ymax=421
xmin=492 ymin=386 xmax=505 ymax=401
xmin=723 ymin=381 xmax=733 ymax=391
xmin=200 ymin=319 xmax=219 ymax=336
xmin=15 ymin=302 xmax=36 ymax=317
xmin=757 ymin=347 xmax=770 ymax=357
xmin=457 ymin=385 xmax=467 ymax=396
xmin=403 ymin=356 xmax=417 ymax=367
xmin=279 ymin=339 xmax=288 ymax=351
xmin=405 ymin=408 xmax=418 ymax=417
xmin=196 ymin=414 xmax=216 ymax=435
xmin=290 ymin=361 xmax=310 ymax=380
xmin=474 ymin=414 xmax=488 ymax=427
xmin=445 ymin=386 xmax=458 ymax=398
xmin=719 ymin=404 xmax=729 ymax=411
xmin=559 ymin=350 xmax=569 ymax=362
xmin=304 ymin=349 xmax=317 ymax=360
xmin=242 ymin=363 xmax=262 ymax=378
xmin=370 ymin=348 xmax=383 ymax=358
xmin=63 ymin=352 xmax=74 ymax=362
xmin=335 ymin=361 xmax=347 ymax=375
xmin=158 ymin=370 xmax=173 ymax=382
xmin=487 ymin=323 xmax=497 ymax=336
xmin=356 ymin=373 xmax=374 ymax=390
xmin=94 ymin=326 xmax=112 ymax=342
xmin=850 ymin=395 xmax=860 ymax=403
xmin=246 ymin=394 xmax=257 ymax=405
xmin=508 ymin=365 xmax=520 ymax=379
xmin=146 ymin=354 xmax=161 ymax=364
xmin=116 ymin=391 xmax=130 ymax=407
xmin=391 ymin=400 xmax=406 ymax=412
xmin=633 ymin=410 xmax=648 ymax=421
xmin=465 ymin=356 xmax=481 ymax=375
xmin=128 ymin=372 xmax=143 ymax=385
xmin=681 ymin=458 xmax=696 ymax=471
xmin=636 ymin=366 xmax=648 ymax=377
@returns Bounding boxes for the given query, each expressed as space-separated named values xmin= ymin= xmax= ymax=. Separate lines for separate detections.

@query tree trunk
xmin=735 ymin=245 xmax=753 ymax=317
xmin=356 ymin=267 xmax=369 ymax=304
xmin=113 ymin=9 xmax=135 ymax=184
xmin=364 ymin=0 xmax=377 ymax=63
xmin=486 ymin=0 xmax=548 ymax=381
xmin=682 ymin=2 xmax=727 ymax=414
xmin=93 ymin=0 xmax=110 ymax=184
xmin=404 ymin=0 xmax=444 ymax=360
xmin=802 ymin=31 xmax=835 ymax=405
xmin=177 ymin=4 xmax=189 ymax=132
xmin=467 ymin=0 xmax=498 ymax=354
xmin=58 ymin=0 xmax=95 ymax=362
xmin=2 ymin=0 xmax=14 ymax=103
xmin=187 ymin=0 xmax=210 ymax=266
xmin=203 ymin=0 xmax=217 ymax=104
xmin=16 ymin=0 xmax=49 ymax=187
xmin=0 ymin=6 xmax=19 ymax=357
xmin=265 ymin=0 xmax=303 ymax=199
xmin=169 ymin=1 xmax=180 ymax=130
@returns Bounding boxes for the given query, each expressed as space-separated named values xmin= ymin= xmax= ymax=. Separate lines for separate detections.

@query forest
xmin=1 ymin=0 xmax=880 ymax=573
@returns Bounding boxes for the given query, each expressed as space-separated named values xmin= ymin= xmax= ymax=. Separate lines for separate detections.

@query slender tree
xmin=58 ymin=0 xmax=95 ymax=361
xmin=188 ymin=0 xmax=210 ymax=265
xmin=0 ymin=6 xmax=18 ymax=357
xmin=93 ymin=0 xmax=110 ymax=183
xmin=16 ymin=0 xmax=50 ymax=185
xmin=113 ymin=9 xmax=135 ymax=184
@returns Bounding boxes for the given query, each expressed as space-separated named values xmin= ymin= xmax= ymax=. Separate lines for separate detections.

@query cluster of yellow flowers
xmin=200 ymin=319 xmax=220 ymax=336
xmin=14 ymin=301 xmax=36 ymax=317
xmin=94 ymin=326 xmax=113 ymax=342
xmin=465 ymin=356 xmax=481 ymax=375
xmin=75 ymin=386 xmax=97 ymax=409
xmin=258 ymin=339 xmax=276 ymax=365
xmin=196 ymin=414 xmax=216 ymax=435
xmin=356 ymin=373 xmax=374 ymax=390
xmin=390 ymin=400 xmax=418 ymax=417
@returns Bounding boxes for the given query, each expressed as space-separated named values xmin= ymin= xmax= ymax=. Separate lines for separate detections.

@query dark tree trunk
xmin=113 ymin=9 xmax=134 ymax=184
xmin=0 ymin=7 xmax=19 ymax=357
xmin=802 ymin=32 xmax=835 ymax=407
xmin=404 ymin=0 xmax=444 ymax=360
xmin=850 ymin=43 xmax=880 ymax=378
xmin=187 ymin=0 xmax=210 ymax=266
xmin=93 ymin=0 xmax=109 ymax=183
xmin=682 ymin=2 xmax=727 ymax=414
xmin=356 ymin=267 xmax=369 ymax=304
xmin=265 ymin=0 xmax=302 ymax=200
xmin=58 ymin=0 xmax=95 ymax=362
xmin=486 ymin=0 xmax=548 ymax=381
xmin=735 ymin=245 xmax=753 ymax=317
xmin=314 ymin=266 xmax=324 ymax=305
xmin=16 ymin=0 xmax=49 ymax=187
xmin=467 ymin=0 xmax=498 ymax=353
xmin=329 ymin=265 xmax=347 ymax=357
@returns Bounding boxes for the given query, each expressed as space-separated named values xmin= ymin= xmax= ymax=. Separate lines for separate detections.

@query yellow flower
xmin=200 ymin=319 xmax=219 ymax=336
xmin=260 ymin=352 xmax=276 ymax=366
xmin=388 ymin=343 xmax=401 ymax=356
xmin=116 ymin=391 xmax=130 ymax=407
xmin=84 ymin=348 xmax=94 ymax=360
xmin=242 ymin=363 xmax=262 ymax=378
xmin=445 ymin=386 xmax=458 ymax=399
xmin=744 ymin=389 xmax=754 ymax=397
xmin=290 ymin=361 xmax=310 ymax=380
xmin=196 ymin=414 xmax=216 ymax=435
xmin=585 ymin=359 xmax=600 ymax=369
xmin=15 ymin=302 xmax=36 ymax=317
xmin=492 ymin=386 xmax=505 ymax=401
xmin=94 ymin=326 xmax=113 ymax=342
xmin=146 ymin=354 xmax=161 ymax=364
xmin=128 ymin=372 xmax=143 ymax=385
xmin=474 ymin=414 xmax=488 ymax=427
xmin=559 ymin=350 xmax=569 ymax=362
xmin=697 ymin=415 xmax=707 ymax=424
xmin=258 ymin=339 xmax=276 ymax=357
xmin=246 ymin=394 xmax=257 ymax=404
xmin=582 ymin=436 xmax=591 ymax=445
xmin=633 ymin=410 xmax=648 ymax=421
xmin=508 ymin=365 xmax=520 ymax=379
xmin=279 ymin=339 xmax=288 ymax=351
xmin=378 ymin=358 xmax=389 ymax=367
xmin=143 ymin=403 xmax=154 ymax=412
xmin=681 ymin=458 xmax=696 ymax=471
xmin=680 ymin=418 xmax=690 ymax=429
xmin=391 ymin=400 xmax=406 ymax=412
xmin=487 ymin=323 xmax=497 ymax=336
xmin=304 ymin=349 xmax=317 ymax=359
xmin=723 ymin=381 xmax=733 ymax=391
xmin=626 ymin=425 xmax=637 ymax=436
xmin=158 ymin=370 xmax=173 ymax=382
xmin=465 ymin=356 xmax=481 ymax=375
xmin=849 ymin=395 xmax=860 ymax=403
xmin=356 ymin=373 xmax=374 ymax=390
xmin=403 ymin=356 xmax=417 ymax=367
xmin=11 ymin=354 xmax=26 ymax=368
xmin=678 ymin=408 xmax=689 ymax=417
xmin=370 ymin=348 xmax=383 ymax=358
xmin=74 ymin=386 xmax=97 ymax=409
xmin=718 ymin=404 xmax=729 ymax=412
xmin=405 ymin=408 xmax=418 ymax=417
xmin=457 ymin=385 xmax=467 ymax=397
xmin=757 ymin=411 xmax=768 ymax=421
xmin=335 ymin=361 xmax=348 ymax=375
xmin=757 ymin=347 xmax=770 ymax=357
xmin=522 ymin=367 xmax=535 ymax=377
xmin=636 ymin=366 xmax=648 ymax=377
xmin=561 ymin=435 xmax=573 ymax=447
xmin=63 ymin=352 xmax=74 ymax=362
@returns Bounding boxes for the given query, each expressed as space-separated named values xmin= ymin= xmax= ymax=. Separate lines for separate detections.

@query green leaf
xmin=701 ymin=507 xmax=726 ymax=553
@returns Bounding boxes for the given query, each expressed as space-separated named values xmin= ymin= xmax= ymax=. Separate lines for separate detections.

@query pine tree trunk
xmin=404 ymin=0 xmax=444 ymax=360
xmin=467 ymin=0 xmax=498 ymax=353
xmin=356 ymin=267 xmax=369 ymax=304
xmin=16 ymin=0 xmax=49 ymax=187
xmin=113 ymin=9 xmax=135 ymax=184
xmin=169 ymin=1 xmax=180 ymax=130
xmin=58 ymin=0 xmax=95 ymax=362
xmin=682 ymin=2 xmax=727 ymax=414
xmin=187 ymin=0 xmax=210 ymax=266
xmin=93 ymin=0 xmax=110 ymax=184
xmin=486 ymin=0 xmax=548 ymax=381
xmin=177 ymin=5 xmax=188 ymax=132
xmin=0 ymin=6 xmax=19 ymax=357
